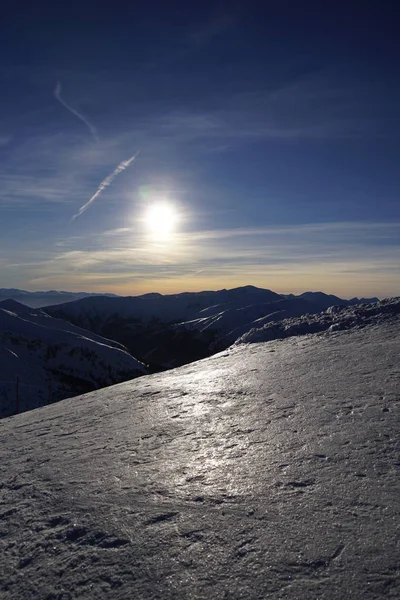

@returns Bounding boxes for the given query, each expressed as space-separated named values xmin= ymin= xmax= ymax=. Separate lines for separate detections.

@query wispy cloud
xmin=0 ymin=171 xmax=87 ymax=207
xmin=0 ymin=128 xmax=139 ymax=210
xmin=2 ymin=69 xmax=392 ymax=213
xmin=155 ymin=70 xmax=400 ymax=144
xmin=15 ymin=221 xmax=400 ymax=298
xmin=54 ymin=82 xmax=98 ymax=142
xmin=188 ymin=13 xmax=235 ymax=46
xmin=0 ymin=135 xmax=12 ymax=147
xmin=71 ymin=152 xmax=139 ymax=220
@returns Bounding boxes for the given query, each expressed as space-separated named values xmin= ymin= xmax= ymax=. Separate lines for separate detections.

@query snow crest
xmin=235 ymin=297 xmax=400 ymax=345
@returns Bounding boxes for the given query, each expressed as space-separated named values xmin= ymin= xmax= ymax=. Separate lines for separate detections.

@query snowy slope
xmin=176 ymin=297 xmax=315 ymax=347
xmin=0 ymin=301 xmax=146 ymax=418
xmin=0 ymin=303 xmax=399 ymax=599
xmin=236 ymin=297 xmax=400 ymax=344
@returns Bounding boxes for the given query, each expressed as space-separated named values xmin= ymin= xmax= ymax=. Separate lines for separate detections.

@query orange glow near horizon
xmin=85 ymin=272 xmax=393 ymax=299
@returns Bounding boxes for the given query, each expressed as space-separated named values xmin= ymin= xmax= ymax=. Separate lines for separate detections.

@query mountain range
xmin=45 ymin=286 xmax=379 ymax=370
xmin=0 ymin=288 xmax=118 ymax=309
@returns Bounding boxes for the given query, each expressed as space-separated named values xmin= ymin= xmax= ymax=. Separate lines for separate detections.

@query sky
xmin=0 ymin=0 xmax=399 ymax=298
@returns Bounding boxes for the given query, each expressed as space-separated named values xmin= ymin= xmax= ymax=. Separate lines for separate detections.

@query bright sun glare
xmin=144 ymin=201 xmax=178 ymax=239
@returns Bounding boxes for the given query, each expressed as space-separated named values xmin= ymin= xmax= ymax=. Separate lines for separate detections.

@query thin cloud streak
xmin=54 ymin=82 xmax=99 ymax=142
xmin=24 ymin=221 xmax=400 ymax=275
xmin=179 ymin=221 xmax=400 ymax=242
xmin=71 ymin=152 xmax=139 ymax=221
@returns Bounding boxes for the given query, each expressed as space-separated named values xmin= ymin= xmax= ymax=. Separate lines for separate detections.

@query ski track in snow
xmin=0 ymin=321 xmax=399 ymax=599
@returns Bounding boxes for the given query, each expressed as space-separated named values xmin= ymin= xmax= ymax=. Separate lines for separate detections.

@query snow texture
xmin=0 ymin=312 xmax=399 ymax=599
xmin=236 ymin=297 xmax=400 ymax=345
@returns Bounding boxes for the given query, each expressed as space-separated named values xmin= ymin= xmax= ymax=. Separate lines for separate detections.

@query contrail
xmin=71 ymin=152 xmax=139 ymax=221
xmin=54 ymin=82 xmax=98 ymax=142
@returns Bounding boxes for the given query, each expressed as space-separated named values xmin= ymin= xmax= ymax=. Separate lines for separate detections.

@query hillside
xmin=0 ymin=299 xmax=399 ymax=599
xmin=0 ymin=300 xmax=146 ymax=418
xmin=45 ymin=286 xmax=377 ymax=369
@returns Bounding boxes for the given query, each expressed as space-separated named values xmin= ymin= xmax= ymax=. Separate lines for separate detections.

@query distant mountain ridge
xmin=1 ymin=286 xmax=378 ymax=310
xmin=0 ymin=288 xmax=118 ymax=309
xmin=45 ymin=286 xmax=379 ymax=370
xmin=283 ymin=291 xmax=379 ymax=307
xmin=295 ymin=291 xmax=379 ymax=308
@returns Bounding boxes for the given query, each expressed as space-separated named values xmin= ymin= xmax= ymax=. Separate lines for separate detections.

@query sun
xmin=144 ymin=201 xmax=178 ymax=239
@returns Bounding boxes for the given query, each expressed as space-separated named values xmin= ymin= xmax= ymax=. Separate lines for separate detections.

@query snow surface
xmin=236 ymin=297 xmax=400 ymax=345
xmin=1 ymin=309 xmax=399 ymax=599
xmin=0 ymin=301 xmax=146 ymax=418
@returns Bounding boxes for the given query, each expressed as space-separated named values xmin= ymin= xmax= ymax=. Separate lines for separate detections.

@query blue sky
xmin=1 ymin=0 xmax=399 ymax=297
